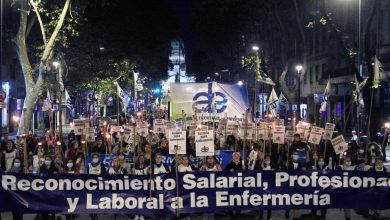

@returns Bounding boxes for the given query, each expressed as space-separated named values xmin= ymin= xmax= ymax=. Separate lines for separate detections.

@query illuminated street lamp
xmin=52 ymin=61 xmax=60 ymax=68
xmin=296 ymin=65 xmax=303 ymax=120
xmin=237 ymin=80 xmax=244 ymax=86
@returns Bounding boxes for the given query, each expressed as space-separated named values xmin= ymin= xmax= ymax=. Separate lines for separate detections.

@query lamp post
xmin=296 ymin=65 xmax=303 ymax=120
xmin=252 ymin=46 xmax=260 ymax=121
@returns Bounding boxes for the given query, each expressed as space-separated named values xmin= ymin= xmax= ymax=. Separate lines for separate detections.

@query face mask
xmin=292 ymin=155 xmax=299 ymax=161
xmin=371 ymin=160 xmax=376 ymax=164
xmin=359 ymin=150 xmax=364 ymax=154
xmin=14 ymin=163 xmax=21 ymax=168
xmin=376 ymin=166 xmax=383 ymax=170
xmin=318 ymin=161 xmax=325 ymax=167
xmin=371 ymin=146 xmax=375 ymax=150
xmin=92 ymin=158 xmax=99 ymax=163
xmin=45 ymin=160 xmax=52 ymax=166
xmin=345 ymin=161 xmax=352 ymax=166
xmin=67 ymin=163 xmax=73 ymax=168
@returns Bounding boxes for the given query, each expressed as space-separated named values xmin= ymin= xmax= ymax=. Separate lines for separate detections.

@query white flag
xmin=267 ymin=87 xmax=279 ymax=116
xmin=320 ymin=80 xmax=330 ymax=112
xmin=63 ymin=89 xmax=71 ymax=108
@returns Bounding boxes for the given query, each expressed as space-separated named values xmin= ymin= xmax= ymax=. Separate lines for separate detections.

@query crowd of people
xmin=0 ymin=113 xmax=389 ymax=220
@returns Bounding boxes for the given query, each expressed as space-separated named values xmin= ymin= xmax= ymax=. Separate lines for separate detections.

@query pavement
xmin=2 ymin=209 xmax=390 ymax=220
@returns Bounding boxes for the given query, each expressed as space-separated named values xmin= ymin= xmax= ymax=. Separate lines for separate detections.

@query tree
xmin=15 ymin=0 xmax=80 ymax=135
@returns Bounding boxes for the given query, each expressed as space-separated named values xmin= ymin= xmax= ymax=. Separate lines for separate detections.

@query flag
xmin=257 ymin=73 xmax=276 ymax=86
xmin=267 ymin=87 xmax=278 ymax=116
xmin=117 ymin=84 xmax=128 ymax=112
xmin=42 ymin=90 xmax=52 ymax=112
xmin=372 ymin=56 xmax=383 ymax=89
xmin=278 ymin=92 xmax=289 ymax=107
xmin=320 ymin=80 xmax=330 ymax=112
xmin=63 ymin=89 xmax=71 ymax=108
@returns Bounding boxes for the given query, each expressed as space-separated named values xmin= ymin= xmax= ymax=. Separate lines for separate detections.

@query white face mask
xmin=92 ymin=158 xmax=99 ymax=163
xmin=265 ymin=160 xmax=271 ymax=165
xmin=371 ymin=160 xmax=376 ymax=164
xmin=292 ymin=155 xmax=299 ymax=161
xmin=14 ymin=163 xmax=21 ymax=168
xmin=67 ymin=163 xmax=73 ymax=168
xmin=345 ymin=161 xmax=352 ymax=166
xmin=359 ymin=150 xmax=364 ymax=154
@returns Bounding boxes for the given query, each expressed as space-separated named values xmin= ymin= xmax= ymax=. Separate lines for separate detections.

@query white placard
xmin=73 ymin=119 xmax=86 ymax=135
xmin=322 ymin=123 xmax=336 ymax=140
xmin=153 ymin=119 xmax=165 ymax=134
xmin=267 ymin=122 xmax=275 ymax=140
xmin=123 ymin=126 xmax=134 ymax=144
xmin=331 ymin=135 xmax=347 ymax=155
xmin=240 ymin=122 xmax=254 ymax=140
xmin=164 ymin=121 xmax=176 ymax=134
xmin=274 ymin=119 xmax=284 ymax=126
xmin=110 ymin=125 xmax=122 ymax=134
xmin=195 ymin=130 xmax=214 ymax=156
xmin=137 ymin=121 xmax=149 ymax=137
xmin=285 ymin=130 xmax=295 ymax=141
xmin=308 ymin=126 xmax=324 ymax=145
xmin=86 ymin=128 xmax=95 ymax=142
xmin=168 ymin=131 xmax=187 ymax=155
xmin=273 ymin=125 xmax=285 ymax=144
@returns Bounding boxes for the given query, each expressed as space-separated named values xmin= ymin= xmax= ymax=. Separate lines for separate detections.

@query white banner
xmin=195 ymin=130 xmax=214 ymax=156
xmin=168 ymin=131 xmax=187 ymax=155
xmin=170 ymin=82 xmax=250 ymax=121
xmin=322 ymin=123 xmax=336 ymax=140
xmin=308 ymin=127 xmax=323 ymax=145
xmin=331 ymin=135 xmax=347 ymax=155
xmin=273 ymin=125 xmax=285 ymax=144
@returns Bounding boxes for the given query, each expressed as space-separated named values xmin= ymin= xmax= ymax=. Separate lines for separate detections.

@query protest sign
xmin=239 ymin=122 xmax=254 ymax=140
xmin=164 ymin=121 xmax=176 ymax=134
xmin=110 ymin=125 xmax=122 ymax=134
xmin=308 ymin=127 xmax=324 ymax=145
xmin=137 ymin=121 xmax=149 ymax=137
xmin=195 ymin=130 xmax=214 ymax=156
xmin=86 ymin=128 xmax=95 ymax=142
xmin=273 ymin=125 xmax=285 ymax=144
xmin=168 ymin=131 xmax=186 ymax=155
xmin=274 ymin=119 xmax=284 ymax=126
xmin=331 ymin=135 xmax=347 ymax=155
xmin=154 ymin=119 xmax=165 ymax=134
xmin=122 ymin=126 xmax=134 ymax=144
xmin=285 ymin=130 xmax=295 ymax=141
xmin=322 ymin=123 xmax=336 ymax=140
xmin=73 ymin=119 xmax=86 ymax=135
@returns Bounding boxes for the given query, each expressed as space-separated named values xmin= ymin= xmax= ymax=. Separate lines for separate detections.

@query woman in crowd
xmin=75 ymin=152 xmax=86 ymax=174
xmin=63 ymin=159 xmax=79 ymax=174
xmin=133 ymin=154 xmax=149 ymax=220
xmin=338 ymin=156 xmax=355 ymax=220
xmin=30 ymin=143 xmax=45 ymax=173
xmin=53 ymin=144 xmax=65 ymax=173
xmin=258 ymin=154 xmax=273 ymax=220
xmin=6 ymin=157 xmax=23 ymax=220
xmin=200 ymin=156 xmax=222 ymax=172
xmin=151 ymin=153 xmax=169 ymax=175
xmin=178 ymin=155 xmax=195 ymax=172
xmin=108 ymin=157 xmax=127 ymax=174
xmin=88 ymin=153 xmax=106 ymax=220
xmin=2 ymin=140 xmax=18 ymax=171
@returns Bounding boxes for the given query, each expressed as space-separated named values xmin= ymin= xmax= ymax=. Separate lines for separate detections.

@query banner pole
xmin=174 ymin=145 xmax=180 ymax=218
xmin=22 ymin=134 xmax=28 ymax=173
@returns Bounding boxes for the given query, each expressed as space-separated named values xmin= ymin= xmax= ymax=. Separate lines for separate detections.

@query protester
xmin=108 ymin=157 xmax=127 ymax=174
xmin=224 ymin=151 xmax=245 ymax=171
xmin=151 ymin=153 xmax=169 ymax=175
xmin=2 ymin=140 xmax=18 ymax=171
xmin=53 ymin=145 xmax=65 ymax=173
xmin=178 ymin=155 xmax=195 ymax=172
xmin=63 ymin=159 xmax=79 ymax=174
xmin=289 ymin=133 xmax=310 ymax=168
xmin=338 ymin=156 xmax=355 ymax=220
xmin=200 ymin=156 xmax=222 ymax=172
xmin=6 ymin=157 xmax=23 ymax=220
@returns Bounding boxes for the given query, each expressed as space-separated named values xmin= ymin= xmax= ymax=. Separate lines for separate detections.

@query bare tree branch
xmin=30 ymin=0 xmax=47 ymax=46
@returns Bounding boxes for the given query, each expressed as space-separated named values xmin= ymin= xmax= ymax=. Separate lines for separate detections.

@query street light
xmin=296 ymin=65 xmax=303 ymax=120
xmin=252 ymin=45 xmax=260 ymax=120
xmin=237 ymin=80 xmax=244 ymax=86
xmin=52 ymin=61 xmax=60 ymax=68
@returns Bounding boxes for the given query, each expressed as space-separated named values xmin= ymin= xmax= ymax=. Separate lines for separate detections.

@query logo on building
xmin=192 ymin=83 xmax=227 ymax=114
